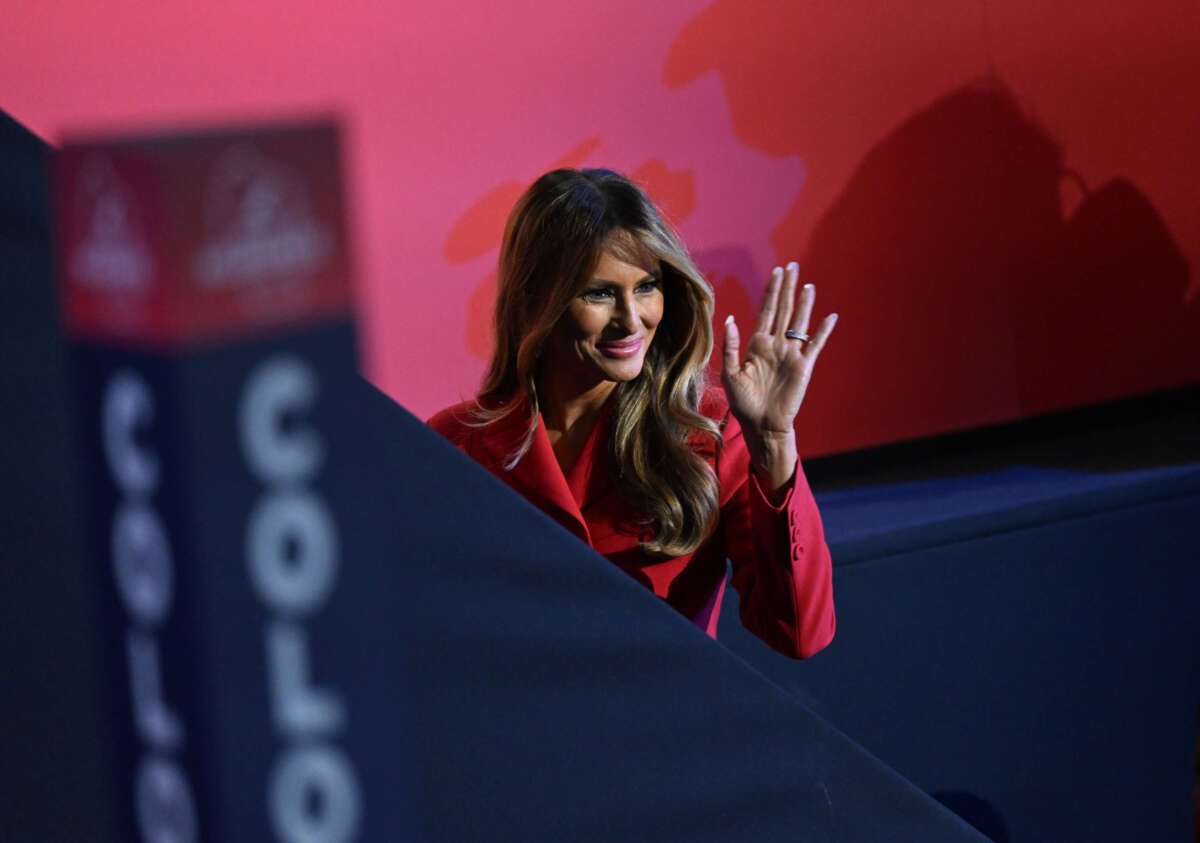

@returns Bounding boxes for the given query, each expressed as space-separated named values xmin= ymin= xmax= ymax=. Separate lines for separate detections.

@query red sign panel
xmin=54 ymin=122 xmax=352 ymax=348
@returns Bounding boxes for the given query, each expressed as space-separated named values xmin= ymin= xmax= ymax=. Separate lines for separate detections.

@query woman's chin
xmin=596 ymin=357 xmax=647 ymax=383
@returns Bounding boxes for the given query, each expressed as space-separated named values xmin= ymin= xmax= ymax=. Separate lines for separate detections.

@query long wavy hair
xmin=477 ymin=168 xmax=720 ymax=556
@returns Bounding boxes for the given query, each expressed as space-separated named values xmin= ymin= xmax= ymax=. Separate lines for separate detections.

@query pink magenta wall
xmin=5 ymin=1 xmax=1198 ymax=455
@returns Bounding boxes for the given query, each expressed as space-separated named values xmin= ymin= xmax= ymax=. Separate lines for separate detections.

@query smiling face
xmin=543 ymin=248 xmax=665 ymax=393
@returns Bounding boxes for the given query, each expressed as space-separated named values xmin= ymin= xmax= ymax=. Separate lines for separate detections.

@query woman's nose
xmin=614 ymin=294 xmax=640 ymax=332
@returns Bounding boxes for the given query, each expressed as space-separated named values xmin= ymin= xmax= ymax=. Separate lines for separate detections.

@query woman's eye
xmin=636 ymin=280 xmax=661 ymax=294
xmin=581 ymin=288 xmax=614 ymax=301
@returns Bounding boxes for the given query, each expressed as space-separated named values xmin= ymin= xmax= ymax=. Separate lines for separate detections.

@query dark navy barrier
xmin=350 ymin=377 xmax=989 ymax=843
xmin=0 ymin=110 xmax=113 ymax=843
xmin=723 ymin=457 xmax=1200 ymax=842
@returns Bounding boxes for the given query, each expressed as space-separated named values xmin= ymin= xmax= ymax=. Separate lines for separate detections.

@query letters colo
xmin=103 ymin=369 xmax=198 ymax=843
xmin=240 ymin=356 xmax=362 ymax=843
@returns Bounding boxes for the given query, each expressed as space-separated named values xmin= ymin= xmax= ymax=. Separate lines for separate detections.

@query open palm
xmin=722 ymin=262 xmax=837 ymax=437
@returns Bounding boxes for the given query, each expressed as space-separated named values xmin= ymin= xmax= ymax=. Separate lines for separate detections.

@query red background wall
xmin=4 ymin=1 xmax=1198 ymax=455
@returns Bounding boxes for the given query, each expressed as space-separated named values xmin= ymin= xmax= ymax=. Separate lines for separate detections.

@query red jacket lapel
xmin=564 ymin=396 xmax=617 ymax=513
xmin=472 ymin=400 xmax=590 ymax=544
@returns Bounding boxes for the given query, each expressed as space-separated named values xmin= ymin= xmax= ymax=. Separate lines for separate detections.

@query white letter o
xmin=269 ymin=745 xmax=362 ymax=843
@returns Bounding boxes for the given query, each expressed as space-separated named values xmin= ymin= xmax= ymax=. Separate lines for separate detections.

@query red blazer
xmin=428 ymin=388 xmax=835 ymax=658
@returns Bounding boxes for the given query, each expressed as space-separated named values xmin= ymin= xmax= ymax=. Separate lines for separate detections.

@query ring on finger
xmin=784 ymin=329 xmax=810 ymax=342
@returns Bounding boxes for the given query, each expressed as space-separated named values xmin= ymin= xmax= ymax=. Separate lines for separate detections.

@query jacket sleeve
xmin=717 ymin=409 xmax=836 ymax=659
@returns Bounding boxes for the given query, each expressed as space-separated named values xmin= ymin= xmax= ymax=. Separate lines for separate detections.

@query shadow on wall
xmin=1014 ymin=172 xmax=1193 ymax=414
xmin=801 ymin=79 xmax=1195 ymax=442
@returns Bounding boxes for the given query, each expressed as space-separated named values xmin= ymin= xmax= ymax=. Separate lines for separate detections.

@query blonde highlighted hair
xmin=477 ymin=168 xmax=720 ymax=556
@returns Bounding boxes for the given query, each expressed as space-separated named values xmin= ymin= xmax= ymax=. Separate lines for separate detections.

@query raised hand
xmin=721 ymin=261 xmax=837 ymax=489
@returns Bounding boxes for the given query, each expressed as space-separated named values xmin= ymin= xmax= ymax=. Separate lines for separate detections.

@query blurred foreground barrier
xmin=53 ymin=121 xmax=416 ymax=843
xmin=28 ymin=115 xmax=989 ymax=842
xmin=348 ymin=378 xmax=994 ymax=842
xmin=0 ymin=110 xmax=111 ymax=843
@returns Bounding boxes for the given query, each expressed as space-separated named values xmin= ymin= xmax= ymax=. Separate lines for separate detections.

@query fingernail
xmin=830 ymin=312 xmax=839 ymax=322
xmin=773 ymin=266 xmax=783 ymax=276
xmin=803 ymin=282 xmax=814 ymax=291
xmin=724 ymin=314 xmax=734 ymax=325
xmin=787 ymin=261 xmax=799 ymax=272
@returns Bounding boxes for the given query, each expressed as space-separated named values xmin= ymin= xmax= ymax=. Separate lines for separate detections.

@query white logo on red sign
xmin=69 ymin=157 xmax=155 ymax=291
xmin=191 ymin=145 xmax=332 ymax=287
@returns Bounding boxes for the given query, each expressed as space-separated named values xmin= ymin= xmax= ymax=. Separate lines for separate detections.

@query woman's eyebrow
xmin=587 ymin=272 xmax=658 ymax=285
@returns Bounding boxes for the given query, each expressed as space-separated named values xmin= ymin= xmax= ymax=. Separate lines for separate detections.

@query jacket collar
xmin=473 ymin=394 xmax=617 ymax=542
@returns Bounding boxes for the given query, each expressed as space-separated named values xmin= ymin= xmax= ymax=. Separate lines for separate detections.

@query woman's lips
xmin=597 ymin=335 xmax=644 ymax=358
